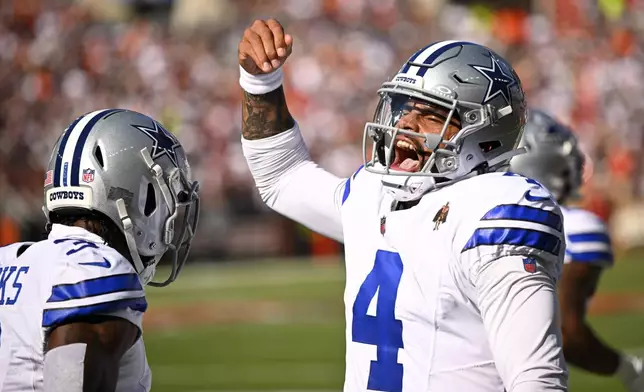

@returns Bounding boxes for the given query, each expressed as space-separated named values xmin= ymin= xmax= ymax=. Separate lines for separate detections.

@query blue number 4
xmin=352 ymin=250 xmax=404 ymax=392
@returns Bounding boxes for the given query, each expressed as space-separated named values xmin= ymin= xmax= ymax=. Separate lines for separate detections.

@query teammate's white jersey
xmin=561 ymin=207 xmax=613 ymax=268
xmin=242 ymin=124 xmax=568 ymax=392
xmin=0 ymin=224 xmax=151 ymax=392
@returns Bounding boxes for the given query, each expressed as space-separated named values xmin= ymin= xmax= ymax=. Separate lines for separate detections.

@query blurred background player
xmin=0 ymin=109 xmax=199 ymax=391
xmin=240 ymin=19 xmax=567 ymax=391
xmin=510 ymin=109 xmax=644 ymax=392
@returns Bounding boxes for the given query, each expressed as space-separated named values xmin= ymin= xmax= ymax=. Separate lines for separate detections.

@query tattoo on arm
xmin=242 ymin=86 xmax=295 ymax=140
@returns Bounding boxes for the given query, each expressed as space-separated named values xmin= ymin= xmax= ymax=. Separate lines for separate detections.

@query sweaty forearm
xmin=563 ymin=323 xmax=620 ymax=375
xmin=242 ymin=86 xmax=294 ymax=140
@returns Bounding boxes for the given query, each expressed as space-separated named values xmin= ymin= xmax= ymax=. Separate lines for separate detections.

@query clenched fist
xmin=239 ymin=19 xmax=293 ymax=75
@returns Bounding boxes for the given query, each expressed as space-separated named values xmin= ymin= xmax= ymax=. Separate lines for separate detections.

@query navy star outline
xmin=470 ymin=54 xmax=517 ymax=105
xmin=132 ymin=121 xmax=181 ymax=167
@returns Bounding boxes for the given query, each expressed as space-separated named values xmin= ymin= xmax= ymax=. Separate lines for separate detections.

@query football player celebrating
xmin=510 ymin=109 xmax=644 ymax=392
xmin=0 ymin=109 xmax=199 ymax=391
xmin=239 ymin=19 xmax=567 ymax=391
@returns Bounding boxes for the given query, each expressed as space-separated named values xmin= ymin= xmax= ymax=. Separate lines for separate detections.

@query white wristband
xmin=239 ymin=65 xmax=284 ymax=95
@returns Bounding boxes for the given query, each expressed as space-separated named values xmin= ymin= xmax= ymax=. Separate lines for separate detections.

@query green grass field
xmin=144 ymin=254 xmax=644 ymax=391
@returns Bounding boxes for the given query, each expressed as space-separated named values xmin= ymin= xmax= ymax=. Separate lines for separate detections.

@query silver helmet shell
xmin=509 ymin=109 xmax=585 ymax=202
xmin=43 ymin=109 xmax=200 ymax=286
xmin=363 ymin=40 xmax=528 ymax=201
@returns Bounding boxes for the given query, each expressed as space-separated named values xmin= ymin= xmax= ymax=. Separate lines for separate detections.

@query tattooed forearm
xmin=242 ymin=86 xmax=295 ymax=140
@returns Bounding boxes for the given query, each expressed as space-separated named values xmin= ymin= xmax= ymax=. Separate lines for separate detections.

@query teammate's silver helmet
xmin=43 ymin=109 xmax=200 ymax=286
xmin=363 ymin=40 xmax=528 ymax=201
xmin=509 ymin=109 xmax=585 ymax=202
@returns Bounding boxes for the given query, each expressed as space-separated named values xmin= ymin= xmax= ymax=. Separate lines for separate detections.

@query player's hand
xmin=617 ymin=354 xmax=644 ymax=392
xmin=239 ymin=19 xmax=293 ymax=75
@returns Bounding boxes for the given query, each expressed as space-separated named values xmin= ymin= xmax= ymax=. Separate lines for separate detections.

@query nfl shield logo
xmin=82 ymin=168 xmax=95 ymax=183
xmin=523 ymin=258 xmax=537 ymax=273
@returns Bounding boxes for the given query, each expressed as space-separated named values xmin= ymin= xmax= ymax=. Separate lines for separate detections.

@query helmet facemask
xmin=117 ymin=147 xmax=200 ymax=287
xmin=363 ymin=81 xmax=519 ymax=200
xmin=149 ymin=166 xmax=200 ymax=287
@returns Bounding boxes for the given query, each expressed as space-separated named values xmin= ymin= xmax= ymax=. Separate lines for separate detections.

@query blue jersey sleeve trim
xmin=352 ymin=165 xmax=364 ymax=180
xmin=462 ymin=227 xmax=562 ymax=255
xmin=341 ymin=165 xmax=364 ymax=205
xmin=42 ymin=297 xmax=147 ymax=328
xmin=341 ymin=178 xmax=351 ymax=205
xmin=568 ymin=232 xmax=611 ymax=244
xmin=566 ymin=250 xmax=614 ymax=264
xmin=47 ymin=273 xmax=143 ymax=303
xmin=482 ymin=204 xmax=563 ymax=231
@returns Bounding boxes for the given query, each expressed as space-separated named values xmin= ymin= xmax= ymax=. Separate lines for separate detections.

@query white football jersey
xmin=561 ymin=207 xmax=613 ymax=268
xmin=0 ymin=224 xmax=151 ymax=392
xmin=242 ymin=124 xmax=568 ymax=392
xmin=340 ymin=169 xmax=566 ymax=392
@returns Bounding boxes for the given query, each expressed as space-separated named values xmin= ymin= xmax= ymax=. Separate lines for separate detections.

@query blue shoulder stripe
xmin=341 ymin=178 xmax=351 ymax=204
xmin=482 ymin=204 xmax=562 ymax=231
xmin=342 ymin=166 xmax=364 ymax=205
xmin=566 ymin=250 xmax=614 ymax=264
xmin=47 ymin=273 xmax=142 ymax=303
xmin=462 ymin=227 xmax=562 ymax=255
xmin=568 ymin=232 xmax=611 ymax=244
xmin=42 ymin=297 xmax=147 ymax=328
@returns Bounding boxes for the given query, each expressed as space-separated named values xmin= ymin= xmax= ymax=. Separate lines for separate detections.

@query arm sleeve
xmin=241 ymin=122 xmax=346 ymax=242
xmin=564 ymin=210 xmax=613 ymax=267
xmin=43 ymin=343 xmax=86 ymax=392
xmin=43 ymin=248 xmax=146 ymax=331
xmin=456 ymin=174 xmax=568 ymax=390
xmin=475 ymin=256 xmax=568 ymax=392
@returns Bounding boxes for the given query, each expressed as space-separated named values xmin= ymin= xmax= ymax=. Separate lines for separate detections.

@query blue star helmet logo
xmin=471 ymin=54 xmax=517 ymax=105
xmin=132 ymin=121 xmax=181 ymax=167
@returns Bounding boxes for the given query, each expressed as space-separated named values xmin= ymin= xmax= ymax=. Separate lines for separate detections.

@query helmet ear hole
xmin=144 ymin=183 xmax=156 ymax=217
xmin=479 ymin=140 xmax=501 ymax=153
xmin=94 ymin=145 xmax=104 ymax=168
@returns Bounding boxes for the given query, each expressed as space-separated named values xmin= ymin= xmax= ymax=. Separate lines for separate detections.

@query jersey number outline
xmin=504 ymin=172 xmax=551 ymax=202
xmin=53 ymin=238 xmax=100 ymax=256
xmin=351 ymin=250 xmax=404 ymax=392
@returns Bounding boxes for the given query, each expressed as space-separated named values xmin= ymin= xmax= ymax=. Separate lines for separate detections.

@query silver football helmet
xmin=43 ymin=109 xmax=200 ymax=286
xmin=363 ymin=40 xmax=528 ymax=201
xmin=509 ymin=109 xmax=585 ymax=202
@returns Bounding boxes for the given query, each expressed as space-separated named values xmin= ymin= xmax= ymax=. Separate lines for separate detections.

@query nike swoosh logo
xmin=79 ymin=258 xmax=112 ymax=268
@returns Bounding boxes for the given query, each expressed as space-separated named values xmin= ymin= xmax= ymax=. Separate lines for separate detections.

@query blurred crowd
xmin=1 ymin=0 xmax=644 ymax=257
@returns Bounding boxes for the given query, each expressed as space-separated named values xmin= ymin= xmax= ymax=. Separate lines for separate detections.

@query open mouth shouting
xmin=389 ymin=136 xmax=428 ymax=173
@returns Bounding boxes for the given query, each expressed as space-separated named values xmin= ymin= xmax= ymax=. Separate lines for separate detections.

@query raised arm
xmin=238 ymin=19 xmax=345 ymax=242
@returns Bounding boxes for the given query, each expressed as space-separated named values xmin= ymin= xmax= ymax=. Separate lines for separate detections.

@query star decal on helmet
xmin=471 ymin=54 xmax=516 ymax=105
xmin=132 ymin=121 xmax=180 ymax=167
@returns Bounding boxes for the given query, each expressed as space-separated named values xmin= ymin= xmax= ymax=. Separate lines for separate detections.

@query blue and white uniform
xmin=0 ymin=224 xmax=151 ymax=392
xmin=243 ymin=124 xmax=568 ymax=392
xmin=562 ymin=207 xmax=613 ymax=268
